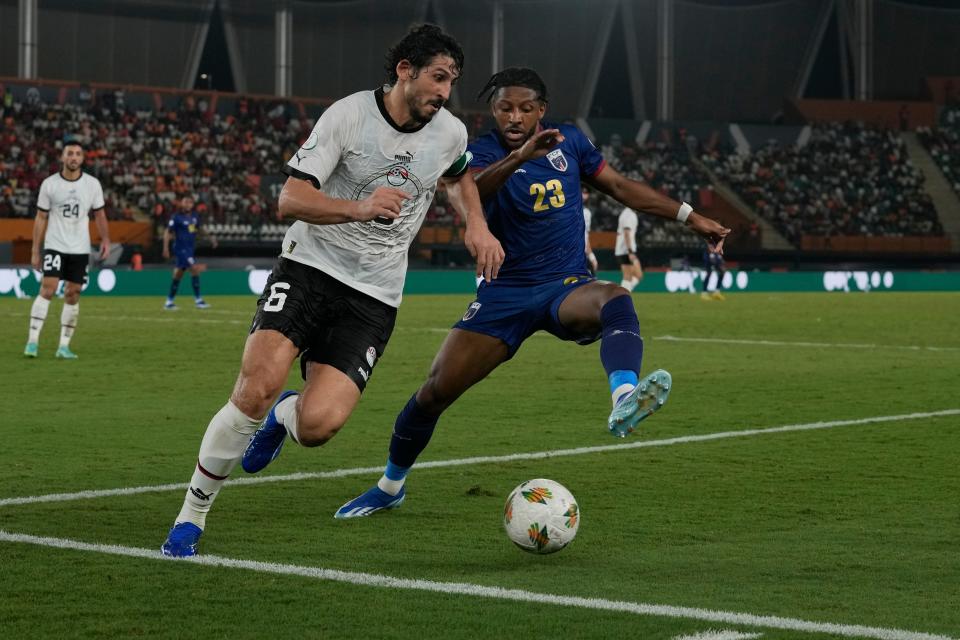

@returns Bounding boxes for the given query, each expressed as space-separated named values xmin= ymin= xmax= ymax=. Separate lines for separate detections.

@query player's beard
xmin=407 ymin=94 xmax=441 ymax=126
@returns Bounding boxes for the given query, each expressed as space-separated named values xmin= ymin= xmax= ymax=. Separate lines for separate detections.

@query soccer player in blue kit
xmin=162 ymin=195 xmax=217 ymax=309
xmin=332 ymin=67 xmax=730 ymax=516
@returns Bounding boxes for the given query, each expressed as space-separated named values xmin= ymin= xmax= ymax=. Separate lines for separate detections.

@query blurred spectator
xmin=703 ymin=121 xmax=943 ymax=245
xmin=917 ymin=106 xmax=960 ymax=200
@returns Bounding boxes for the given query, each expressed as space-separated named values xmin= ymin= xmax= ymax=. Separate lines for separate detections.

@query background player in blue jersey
xmin=162 ymin=195 xmax=217 ymax=309
xmin=336 ymin=67 xmax=730 ymax=518
xmin=701 ymin=246 xmax=727 ymax=301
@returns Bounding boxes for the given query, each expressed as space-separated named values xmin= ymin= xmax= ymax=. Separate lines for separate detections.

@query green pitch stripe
xmin=0 ymin=530 xmax=953 ymax=640
xmin=2 ymin=408 xmax=958 ymax=509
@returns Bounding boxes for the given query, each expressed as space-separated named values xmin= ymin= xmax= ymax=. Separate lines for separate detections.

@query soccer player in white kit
xmin=24 ymin=140 xmax=110 ymax=359
xmin=615 ymin=206 xmax=642 ymax=291
xmin=581 ymin=186 xmax=598 ymax=274
xmin=161 ymin=24 xmax=504 ymax=557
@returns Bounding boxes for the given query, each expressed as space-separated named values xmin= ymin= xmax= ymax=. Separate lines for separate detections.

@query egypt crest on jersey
xmin=281 ymin=87 xmax=469 ymax=307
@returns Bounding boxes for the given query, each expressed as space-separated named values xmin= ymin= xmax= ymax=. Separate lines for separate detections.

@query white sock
xmin=612 ymin=383 xmax=635 ymax=407
xmin=28 ymin=296 xmax=50 ymax=344
xmin=377 ymin=476 xmax=405 ymax=495
xmin=59 ymin=302 xmax=79 ymax=348
xmin=273 ymin=394 xmax=301 ymax=444
xmin=175 ymin=401 xmax=261 ymax=529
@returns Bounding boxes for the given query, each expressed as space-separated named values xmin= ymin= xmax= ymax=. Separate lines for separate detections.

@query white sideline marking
xmin=654 ymin=335 xmax=960 ymax=353
xmin=4 ymin=311 xmax=960 ymax=353
xmin=0 ymin=531 xmax=952 ymax=640
xmin=673 ymin=631 xmax=762 ymax=640
xmin=2 ymin=409 xmax=957 ymax=508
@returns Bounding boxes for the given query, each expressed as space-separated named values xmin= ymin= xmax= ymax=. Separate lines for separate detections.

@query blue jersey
xmin=168 ymin=211 xmax=200 ymax=254
xmin=468 ymin=123 xmax=606 ymax=284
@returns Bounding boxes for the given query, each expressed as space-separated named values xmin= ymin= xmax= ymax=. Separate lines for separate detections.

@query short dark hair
xmin=62 ymin=136 xmax=84 ymax=150
xmin=384 ymin=24 xmax=464 ymax=84
xmin=477 ymin=67 xmax=548 ymax=103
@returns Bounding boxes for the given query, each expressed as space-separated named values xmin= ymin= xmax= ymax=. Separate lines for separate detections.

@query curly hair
xmin=476 ymin=67 xmax=548 ymax=103
xmin=384 ymin=24 xmax=464 ymax=84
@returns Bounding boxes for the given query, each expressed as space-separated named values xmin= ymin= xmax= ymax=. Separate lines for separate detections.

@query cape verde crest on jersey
xmin=546 ymin=149 xmax=568 ymax=172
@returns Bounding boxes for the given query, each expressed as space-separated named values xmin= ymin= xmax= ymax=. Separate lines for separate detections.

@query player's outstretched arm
xmin=30 ymin=210 xmax=48 ymax=271
xmin=93 ymin=208 xmax=111 ymax=261
xmin=278 ymin=177 xmax=407 ymax=225
xmin=443 ymin=171 xmax=504 ymax=282
xmin=587 ymin=165 xmax=730 ymax=254
xmin=473 ymin=128 xmax=565 ymax=201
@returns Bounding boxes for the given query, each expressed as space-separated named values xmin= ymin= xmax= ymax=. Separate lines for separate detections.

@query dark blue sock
xmin=599 ymin=294 xmax=643 ymax=384
xmin=191 ymin=275 xmax=201 ymax=298
xmin=168 ymin=278 xmax=181 ymax=300
xmin=387 ymin=394 xmax=440 ymax=471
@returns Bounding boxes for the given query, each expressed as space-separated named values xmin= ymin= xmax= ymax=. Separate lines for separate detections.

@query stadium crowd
xmin=702 ymin=121 xmax=943 ymax=244
xmin=0 ymin=90 xmax=294 ymax=233
xmin=917 ymin=106 xmax=960 ymax=199
xmin=588 ymin=137 xmax=713 ymax=248
xmin=0 ymin=90 xmax=951 ymax=250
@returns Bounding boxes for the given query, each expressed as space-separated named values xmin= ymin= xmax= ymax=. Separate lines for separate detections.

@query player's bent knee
xmin=296 ymin=408 xmax=347 ymax=447
xmin=416 ymin=378 xmax=458 ymax=415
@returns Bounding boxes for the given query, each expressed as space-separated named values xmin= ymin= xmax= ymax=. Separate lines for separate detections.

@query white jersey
xmin=615 ymin=207 xmax=638 ymax=256
xmin=282 ymin=88 xmax=469 ymax=307
xmin=37 ymin=172 xmax=105 ymax=255
xmin=582 ymin=206 xmax=592 ymax=248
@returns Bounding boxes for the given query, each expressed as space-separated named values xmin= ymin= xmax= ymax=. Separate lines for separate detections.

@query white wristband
xmin=676 ymin=202 xmax=693 ymax=224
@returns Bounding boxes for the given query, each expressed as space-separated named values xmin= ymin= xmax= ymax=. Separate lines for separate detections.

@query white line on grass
xmin=672 ymin=631 xmax=763 ymax=640
xmin=2 ymin=408 xmax=957 ymax=508
xmin=0 ymin=530 xmax=952 ymax=640
xmin=4 ymin=311 xmax=960 ymax=352
xmin=654 ymin=335 xmax=960 ymax=353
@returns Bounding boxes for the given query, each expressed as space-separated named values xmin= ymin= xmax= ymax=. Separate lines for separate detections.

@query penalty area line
xmin=1 ymin=409 xmax=958 ymax=509
xmin=0 ymin=530 xmax=953 ymax=640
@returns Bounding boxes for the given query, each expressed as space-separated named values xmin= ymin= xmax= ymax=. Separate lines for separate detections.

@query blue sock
xmin=599 ymin=295 xmax=643 ymax=393
xmin=387 ymin=394 xmax=439 ymax=472
xmin=191 ymin=275 xmax=201 ymax=298
xmin=168 ymin=278 xmax=181 ymax=300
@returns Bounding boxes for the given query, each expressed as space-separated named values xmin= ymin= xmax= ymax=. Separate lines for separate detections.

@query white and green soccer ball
xmin=503 ymin=478 xmax=580 ymax=554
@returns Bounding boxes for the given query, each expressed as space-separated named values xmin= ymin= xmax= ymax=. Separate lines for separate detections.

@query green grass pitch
xmin=1 ymin=291 xmax=958 ymax=639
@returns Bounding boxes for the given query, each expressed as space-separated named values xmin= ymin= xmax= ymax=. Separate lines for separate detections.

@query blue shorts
xmin=174 ymin=251 xmax=196 ymax=269
xmin=453 ymin=275 xmax=598 ymax=358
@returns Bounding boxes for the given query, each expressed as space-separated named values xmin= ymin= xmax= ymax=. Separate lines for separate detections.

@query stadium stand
xmin=702 ymin=121 xmax=944 ymax=247
xmin=917 ymin=107 xmax=960 ymax=200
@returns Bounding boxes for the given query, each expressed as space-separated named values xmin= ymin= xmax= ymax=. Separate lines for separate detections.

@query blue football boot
xmin=607 ymin=369 xmax=672 ymax=437
xmin=241 ymin=390 xmax=299 ymax=473
xmin=335 ymin=485 xmax=406 ymax=519
xmin=161 ymin=522 xmax=202 ymax=557
xmin=24 ymin=342 xmax=38 ymax=358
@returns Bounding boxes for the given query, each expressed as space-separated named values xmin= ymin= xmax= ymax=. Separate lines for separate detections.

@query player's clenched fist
xmin=353 ymin=186 xmax=410 ymax=222
xmin=517 ymin=128 xmax=565 ymax=162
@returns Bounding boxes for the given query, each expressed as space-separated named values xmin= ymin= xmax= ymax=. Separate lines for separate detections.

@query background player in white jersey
xmin=161 ymin=24 xmax=504 ymax=557
xmin=582 ymin=186 xmax=597 ymax=274
xmin=615 ymin=206 xmax=642 ymax=291
xmin=24 ymin=140 xmax=110 ymax=359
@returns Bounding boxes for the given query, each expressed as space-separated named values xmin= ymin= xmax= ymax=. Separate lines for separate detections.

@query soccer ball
xmin=503 ymin=478 xmax=580 ymax=554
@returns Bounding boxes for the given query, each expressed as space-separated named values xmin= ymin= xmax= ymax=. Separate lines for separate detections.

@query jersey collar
xmin=59 ymin=170 xmax=83 ymax=182
xmin=375 ymin=86 xmax=428 ymax=134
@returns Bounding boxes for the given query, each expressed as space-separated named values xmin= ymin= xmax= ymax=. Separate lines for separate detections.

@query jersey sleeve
xmin=283 ymin=99 xmax=354 ymax=189
xmin=467 ymin=136 xmax=498 ymax=170
xmin=570 ymin=126 xmax=605 ymax=178
xmin=36 ymin=179 xmax=50 ymax=212
xmin=442 ymin=122 xmax=471 ymax=178
xmin=91 ymin=178 xmax=105 ymax=210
